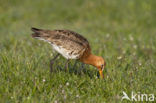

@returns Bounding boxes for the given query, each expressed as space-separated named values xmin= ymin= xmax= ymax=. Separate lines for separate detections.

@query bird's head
xmin=93 ymin=56 xmax=106 ymax=78
xmin=80 ymin=54 xmax=106 ymax=79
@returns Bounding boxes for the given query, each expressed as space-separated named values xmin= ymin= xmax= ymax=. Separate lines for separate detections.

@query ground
xmin=0 ymin=0 xmax=155 ymax=103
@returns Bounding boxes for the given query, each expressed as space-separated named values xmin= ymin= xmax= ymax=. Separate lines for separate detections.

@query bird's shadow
xmin=52 ymin=61 xmax=101 ymax=79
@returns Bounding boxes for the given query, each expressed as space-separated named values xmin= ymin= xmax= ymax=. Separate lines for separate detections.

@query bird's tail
xmin=31 ymin=27 xmax=43 ymax=38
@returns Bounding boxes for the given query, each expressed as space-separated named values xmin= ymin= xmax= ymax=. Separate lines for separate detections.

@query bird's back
xmin=31 ymin=28 xmax=91 ymax=59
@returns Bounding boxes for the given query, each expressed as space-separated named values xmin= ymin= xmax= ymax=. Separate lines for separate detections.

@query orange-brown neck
xmin=80 ymin=53 xmax=99 ymax=67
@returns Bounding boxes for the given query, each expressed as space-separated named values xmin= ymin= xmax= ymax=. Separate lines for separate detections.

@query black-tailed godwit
xmin=31 ymin=27 xmax=106 ymax=78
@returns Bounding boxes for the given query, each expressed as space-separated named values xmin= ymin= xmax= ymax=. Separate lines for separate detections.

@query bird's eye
xmin=101 ymin=64 xmax=104 ymax=68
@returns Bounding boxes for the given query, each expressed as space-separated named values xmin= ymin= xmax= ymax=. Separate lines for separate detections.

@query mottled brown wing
xmin=47 ymin=30 xmax=91 ymax=57
xmin=31 ymin=28 xmax=91 ymax=58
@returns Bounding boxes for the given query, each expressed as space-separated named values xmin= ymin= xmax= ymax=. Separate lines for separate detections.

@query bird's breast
xmin=51 ymin=44 xmax=80 ymax=59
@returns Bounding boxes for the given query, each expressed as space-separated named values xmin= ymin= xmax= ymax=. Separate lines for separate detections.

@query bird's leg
xmin=81 ymin=63 xmax=85 ymax=69
xmin=50 ymin=53 xmax=60 ymax=73
xmin=80 ymin=63 xmax=85 ymax=74
xmin=72 ymin=60 xmax=78 ymax=69
xmin=64 ymin=59 xmax=70 ymax=71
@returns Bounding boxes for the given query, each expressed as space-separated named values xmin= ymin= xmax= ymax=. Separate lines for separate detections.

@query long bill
xmin=99 ymin=70 xmax=104 ymax=79
xmin=99 ymin=65 xmax=104 ymax=79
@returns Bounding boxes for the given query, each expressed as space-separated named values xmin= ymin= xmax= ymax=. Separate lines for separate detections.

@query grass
xmin=0 ymin=0 xmax=156 ymax=102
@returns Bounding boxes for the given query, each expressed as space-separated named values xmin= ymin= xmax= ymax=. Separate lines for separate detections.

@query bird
xmin=31 ymin=27 xmax=106 ymax=78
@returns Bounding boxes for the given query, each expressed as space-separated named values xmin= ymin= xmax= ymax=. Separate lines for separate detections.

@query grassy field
xmin=0 ymin=0 xmax=155 ymax=103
